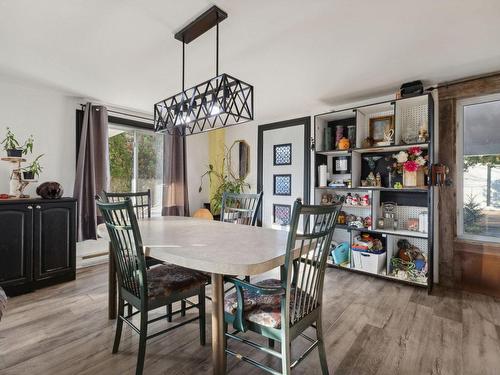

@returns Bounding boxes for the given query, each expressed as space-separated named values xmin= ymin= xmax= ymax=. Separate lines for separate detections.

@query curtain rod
xmin=79 ymin=103 xmax=154 ymax=122
xmin=427 ymin=71 xmax=500 ymax=91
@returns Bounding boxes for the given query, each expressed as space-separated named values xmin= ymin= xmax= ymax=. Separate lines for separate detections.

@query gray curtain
xmin=74 ymin=103 xmax=109 ymax=240
xmin=162 ymin=134 xmax=189 ymax=216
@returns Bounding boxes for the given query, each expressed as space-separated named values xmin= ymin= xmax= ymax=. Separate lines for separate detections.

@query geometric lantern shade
xmin=154 ymin=73 xmax=253 ymax=136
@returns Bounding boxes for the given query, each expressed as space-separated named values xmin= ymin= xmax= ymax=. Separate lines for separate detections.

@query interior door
xmin=258 ymin=117 xmax=311 ymax=229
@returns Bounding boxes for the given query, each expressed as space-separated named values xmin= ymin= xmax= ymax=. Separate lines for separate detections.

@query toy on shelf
xmin=337 ymin=211 xmax=346 ymax=225
xmin=352 ymin=233 xmax=383 ymax=253
xmin=361 ymin=194 xmax=370 ymax=206
xmin=391 ymin=239 xmax=427 ymax=283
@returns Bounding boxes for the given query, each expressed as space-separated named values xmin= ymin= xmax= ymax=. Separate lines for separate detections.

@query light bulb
xmin=210 ymin=103 xmax=221 ymax=115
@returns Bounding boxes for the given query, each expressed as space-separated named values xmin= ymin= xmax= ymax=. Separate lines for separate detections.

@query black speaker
xmin=400 ymin=80 xmax=424 ymax=98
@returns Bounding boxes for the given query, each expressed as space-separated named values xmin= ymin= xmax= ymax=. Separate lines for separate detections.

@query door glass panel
xmin=108 ymin=127 xmax=134 ymax=193
xmin=136 ymin=132 xmax=164 ymax=216
xmin=108 ymin=125 xmax=164 ymax=217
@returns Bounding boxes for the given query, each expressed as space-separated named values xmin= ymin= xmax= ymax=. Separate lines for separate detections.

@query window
xmin=108 ymin=124 xmax=164 ymax=216
xmin=457 ymin=93 xmax=500 ymax=242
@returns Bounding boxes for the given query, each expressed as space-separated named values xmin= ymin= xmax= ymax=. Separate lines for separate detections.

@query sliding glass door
xmin=108 ymin=124 xmax=164 ymax=216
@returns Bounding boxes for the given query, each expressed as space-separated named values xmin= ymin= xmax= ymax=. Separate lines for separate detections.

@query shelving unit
xmin=314 ymin=93 xmax=434 ymax=290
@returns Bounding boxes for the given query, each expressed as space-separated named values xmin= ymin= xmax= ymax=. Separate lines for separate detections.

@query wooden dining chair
xmin=103 ymin=190 xmax=152 ymax=219
xmin=103 ymin=190 xmax=164 ymax=265
xmin=102 ymin=190 xmax=172 ymax=316
xmin=96 ymin=198 xmax=209 ymax=375
xmin=223 ymin=198 xmax=343 ymax=375
xmin=220 ymin=192 xmax=263 ymax=226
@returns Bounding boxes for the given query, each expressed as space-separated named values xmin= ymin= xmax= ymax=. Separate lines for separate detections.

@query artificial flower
xmin=416 ymin=156 xmax=426 ymax=166
xmin=408 ymin=146 xmax=422 ymax=156
xmin=403 ymin=160 xmax=419 ymax=172
xmin=394 ymin=151 xmax=408 ymax=163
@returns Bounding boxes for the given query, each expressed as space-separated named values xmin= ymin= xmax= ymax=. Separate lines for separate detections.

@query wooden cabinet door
xmin=33 ymin=202 xmax=76 ymax=281
xmin=0 ymin=204 xmax=33 ymax=287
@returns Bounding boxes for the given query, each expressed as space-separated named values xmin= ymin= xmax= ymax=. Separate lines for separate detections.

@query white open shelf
xmin=314 ymin=93 xmax=433 ymax=289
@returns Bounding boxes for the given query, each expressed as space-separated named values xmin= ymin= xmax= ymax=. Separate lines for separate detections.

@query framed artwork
xmin=273 ymin=174 xmax=292 ymax=196
xmin=369 ymin=115 xmax=394 ymax=146
xmin=273 ymin=204 xmax=291 ymax=225
xmin=273 ymin=143 xmax=292 ymax=165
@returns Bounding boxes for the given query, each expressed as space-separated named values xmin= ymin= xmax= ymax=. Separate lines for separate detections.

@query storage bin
xmin=352 ymin=249 xmax=386 ymax=274
xmin=331 ymin=242 xmax=350 ymax=265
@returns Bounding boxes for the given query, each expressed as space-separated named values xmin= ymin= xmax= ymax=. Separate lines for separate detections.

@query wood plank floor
xmin=1 ymin=264 xmax=500 ymax=375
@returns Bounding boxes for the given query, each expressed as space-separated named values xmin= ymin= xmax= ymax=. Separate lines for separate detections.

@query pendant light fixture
xmin=154 ymin=6 xmax=254 ymax=136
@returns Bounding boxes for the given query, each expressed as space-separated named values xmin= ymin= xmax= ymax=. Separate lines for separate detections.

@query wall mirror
xmin=229 ymin=140 xmax=250 ymax=179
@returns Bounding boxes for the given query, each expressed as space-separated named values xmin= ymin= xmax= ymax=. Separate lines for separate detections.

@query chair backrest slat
xmin=103 ymin=190 xmax=152 ymax=219
xmin=284 ymin=198 xmax=343 ymax=326
xmin=96 ymin=197 xmax=147 ymax=301
xmin=220 ymin=192 xmax=263 ymax=226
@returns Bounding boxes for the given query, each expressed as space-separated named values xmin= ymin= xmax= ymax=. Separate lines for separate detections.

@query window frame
xmin=456 ymin=92 xmax=500 ymax=243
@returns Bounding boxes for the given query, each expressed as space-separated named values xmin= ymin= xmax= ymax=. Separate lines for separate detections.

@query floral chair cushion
xmin=147 ymin=264 xmax=209 ymax=301
xmin=224 ymin=278 xmax=314 ymax=329
xmin=0 ymin=287 xmax=6 ymax=321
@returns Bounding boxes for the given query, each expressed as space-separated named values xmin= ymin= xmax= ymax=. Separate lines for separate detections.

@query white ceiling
xmin=1 ymin=0 xmax=500 ymax=121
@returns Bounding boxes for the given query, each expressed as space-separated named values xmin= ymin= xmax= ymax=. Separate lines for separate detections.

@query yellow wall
xmin=208 ymin=128 xmax=226 ymax=202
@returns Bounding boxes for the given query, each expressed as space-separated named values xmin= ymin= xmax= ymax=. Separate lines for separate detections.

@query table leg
xmin=211 ymin=273 xmax=226 ymax=375
xmin=108 ymin=242 xmax=117 ymax=320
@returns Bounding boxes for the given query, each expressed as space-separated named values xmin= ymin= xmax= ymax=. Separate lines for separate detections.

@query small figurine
xmin=363 ymin=216 xmax=372 ymax=229
xmin=338 ymin=137 xmax=350 ymax=150
xmin=321 ymin=194 xmax=330 ymax=205
xmin=362 ymin=137 xmax=374 ymax=148
xmin=337 ymin=211 xmax=346 ymax=225
xmin=345 ymin=193 xmax=353 ymax=206
xmin=394 ymin=182 xmax=403 ymax=189
xmin=352 ymin=193 xmax=360 ymax=206
xmin=366 ymin=172 xmax=376 ymax=186
xmin=361 ymin=194 xmax=370 ymax=206
xmin=375 ymin=172 xmax=382 ymax=187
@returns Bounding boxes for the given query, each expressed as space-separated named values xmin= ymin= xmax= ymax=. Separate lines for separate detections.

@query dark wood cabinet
xmin=0 ymin=198 xmax=77 ymax=296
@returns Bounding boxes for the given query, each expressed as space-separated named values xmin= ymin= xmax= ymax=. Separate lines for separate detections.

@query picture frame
xmin=369 ymin=115 xmax=394 ymax=146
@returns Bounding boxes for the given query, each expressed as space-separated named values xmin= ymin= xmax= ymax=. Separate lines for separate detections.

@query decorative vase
xmin=403 ymin=168 xmax=424 ymax=187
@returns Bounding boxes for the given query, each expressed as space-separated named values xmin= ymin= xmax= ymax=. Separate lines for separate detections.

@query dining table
xmin=97 ymin=216 xmax=297 ymax=375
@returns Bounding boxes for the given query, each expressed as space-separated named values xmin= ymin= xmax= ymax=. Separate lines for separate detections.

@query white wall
xmin=0 ymin=78 xmax=78 ymax=197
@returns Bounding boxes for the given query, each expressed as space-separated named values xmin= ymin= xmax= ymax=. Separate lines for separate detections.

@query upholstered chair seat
xmin=224 ymin=278 xmax=314 ymax=329
xmin=147 ymin=264 xmax=209 ymax=300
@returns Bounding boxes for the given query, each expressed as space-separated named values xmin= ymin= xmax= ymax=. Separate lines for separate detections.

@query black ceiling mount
xmin=174 ymin=6 xmax=227 ymax=44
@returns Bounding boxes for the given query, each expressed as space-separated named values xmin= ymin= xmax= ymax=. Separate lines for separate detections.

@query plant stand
xmin=1 ymin=157 xmax=37 ymax=198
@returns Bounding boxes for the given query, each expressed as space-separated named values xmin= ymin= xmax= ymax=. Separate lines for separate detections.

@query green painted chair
xmin=102 ymin=190 xmax=182 ymax=318
xmin=220 ymin=192 xmax=263 ymax=226
xmin=224 ymin=198 xmax=343 ymax=374
xmin=96 ymin=198 xmax=209 ymax=375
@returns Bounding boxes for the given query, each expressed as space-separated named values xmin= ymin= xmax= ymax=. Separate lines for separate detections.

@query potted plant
xmin=22 ymin=154 xmax=44 ymax=180
xmin=1 ymin=127 xmax=23 ymax=157
xmin=199 ymin=142 xmax=250 ymax=216
xmin=392 ymin=147 xmax=428 ymax=187
xmin=23 ymin=134 xmax=34 ymax=155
